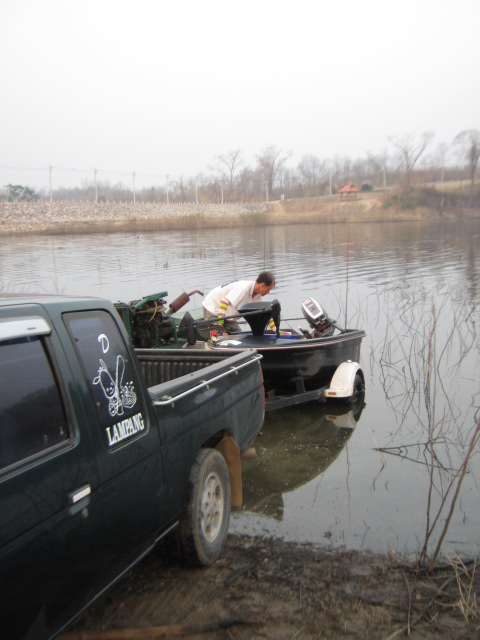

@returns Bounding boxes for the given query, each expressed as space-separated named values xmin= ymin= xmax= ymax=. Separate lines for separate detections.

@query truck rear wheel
xmin=177 ymin=448 xmax=231 ymax=566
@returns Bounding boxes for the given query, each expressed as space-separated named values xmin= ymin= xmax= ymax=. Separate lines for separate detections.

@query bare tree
xmin=297 ymin=154 xmax=319 ymax=188
xmin=427 ymin=142 xmax=449 ymax=182
xmin=388 ymin=131 xmax=435 ymax=185
xmin=256 ymin=145 xmax=291 ymax=199
xmin=236 ymin=166 xmax=258 ymax=202
xmin=297 ymin=154 xmax=329 ymax=194
xmin=330 ymin=155 xmax=354 ymax=188
xmin=454 ymin=129 xmax=480 ymax=190
xmin=215 ymin=149 xmax=243 ymax=200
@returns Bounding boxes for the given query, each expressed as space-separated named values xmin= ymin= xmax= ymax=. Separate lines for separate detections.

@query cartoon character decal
xmin=92 ymin=332 xmax=137 ymax=417
xmin=64 ymin=314 xmax=147 ymax=449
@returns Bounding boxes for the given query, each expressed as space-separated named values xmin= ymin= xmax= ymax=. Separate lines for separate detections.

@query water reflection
xmin=242 ymin=400 xmax=364 ymax=521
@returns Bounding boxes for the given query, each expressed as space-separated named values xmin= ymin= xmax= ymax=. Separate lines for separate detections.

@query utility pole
xmin=94 ymin=168 xmax=98 ymax=203
xmin=132 ymin=172 xmax=136 ymax=204
xmin=48 ymin=165 xmax=53 ymax=202
xmin=265 ymin=183 xmax=269 ymax=203
xmin=166 ymin=174 xmax=169 ymax=204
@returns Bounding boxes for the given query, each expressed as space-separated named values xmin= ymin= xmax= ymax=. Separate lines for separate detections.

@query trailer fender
xmin=324 ymin=361 xmax=364 ymax=400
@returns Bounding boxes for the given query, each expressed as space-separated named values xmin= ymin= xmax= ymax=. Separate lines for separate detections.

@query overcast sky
xmin=1 ymin=0 xmax=479 ymax=191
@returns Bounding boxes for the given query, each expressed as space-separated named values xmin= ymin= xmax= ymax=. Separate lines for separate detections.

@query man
xmin=202 ymin=271 xmax=275 ymax=334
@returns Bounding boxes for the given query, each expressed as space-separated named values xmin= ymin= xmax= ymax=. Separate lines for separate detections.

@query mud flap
xmin=216 ymin=436 xmax=242 ymax=507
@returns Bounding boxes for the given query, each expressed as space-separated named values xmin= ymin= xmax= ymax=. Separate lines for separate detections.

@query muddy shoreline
xmin=62 ymin=534 xmax=480 ymax=639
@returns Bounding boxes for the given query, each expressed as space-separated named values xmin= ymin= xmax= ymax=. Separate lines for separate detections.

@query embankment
xmin=1 ymin=194 xmax=478 ymax=235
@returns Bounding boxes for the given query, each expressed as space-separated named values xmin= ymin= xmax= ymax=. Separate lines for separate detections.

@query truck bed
xmin=135 ymin=347 xmax=242 ymax=387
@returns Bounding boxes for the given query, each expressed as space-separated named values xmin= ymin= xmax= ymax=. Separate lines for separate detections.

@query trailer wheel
xmin=177 ymin=448 xmax=231 ymax=566
xmin=349 ymin=373 xmax=365 ymax=411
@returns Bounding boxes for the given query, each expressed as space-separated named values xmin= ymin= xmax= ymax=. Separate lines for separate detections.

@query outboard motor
xmin=301 ymin=297 xmax=334 ymax=336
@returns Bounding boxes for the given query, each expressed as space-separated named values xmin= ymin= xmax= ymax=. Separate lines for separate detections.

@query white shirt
xmin=203 ymin=280 xmax=262 ymax=317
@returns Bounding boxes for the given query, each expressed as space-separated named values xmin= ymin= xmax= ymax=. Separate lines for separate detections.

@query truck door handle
xmin=68 ymin=484 xmax=92 ymax=517
xmin=68 ymin=484 xmax=91 ymax=506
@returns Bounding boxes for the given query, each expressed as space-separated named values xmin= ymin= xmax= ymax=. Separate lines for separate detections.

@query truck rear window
xmin=0 ymin=336 xmax=69 ymax=470
xmin=64 ymin=311 xmax=147 ymax=450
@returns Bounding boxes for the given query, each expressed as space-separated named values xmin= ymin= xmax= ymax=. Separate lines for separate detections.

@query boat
xmin=114 ymin=291 xmax=366 ymax=411
xmin=200 ymin=297 xmax=365 ymax=410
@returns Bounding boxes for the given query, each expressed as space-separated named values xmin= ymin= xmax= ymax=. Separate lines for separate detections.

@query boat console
xmin=238 ymin=299 xmax=281 ymax=336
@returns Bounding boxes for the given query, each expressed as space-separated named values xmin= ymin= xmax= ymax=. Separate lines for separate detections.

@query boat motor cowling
xmin=302 ymin=297 xmax=333 ymax=335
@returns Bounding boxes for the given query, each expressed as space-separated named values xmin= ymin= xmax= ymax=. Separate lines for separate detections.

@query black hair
xmin=256 ymin=271 xmax=275 ymax=286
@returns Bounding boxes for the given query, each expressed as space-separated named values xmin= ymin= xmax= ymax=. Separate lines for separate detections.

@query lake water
xmin=1 ymin=219 xmax=479 ymax=559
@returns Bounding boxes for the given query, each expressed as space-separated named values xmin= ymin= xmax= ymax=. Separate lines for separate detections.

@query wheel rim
xmin=200 ymin=471 xmax=224 ymax=542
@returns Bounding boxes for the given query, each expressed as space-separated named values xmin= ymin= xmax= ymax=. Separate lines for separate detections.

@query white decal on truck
xmin=92 ymin=335 xmax=137 ymax=417
xmin=98 ymin=333 xmax=110 ymax=353
xmin=105 ymin=411 xmax=145 ymax=447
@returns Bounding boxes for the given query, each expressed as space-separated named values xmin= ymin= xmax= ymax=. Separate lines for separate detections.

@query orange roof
xmin=338 ymin=183 xmax=359 ymax=193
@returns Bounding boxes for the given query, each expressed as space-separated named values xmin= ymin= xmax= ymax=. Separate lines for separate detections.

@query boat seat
xmin=239 ymin=299 xmax=281 ymax=336
xmin=177 ymin=311 xmax=196 ymax=345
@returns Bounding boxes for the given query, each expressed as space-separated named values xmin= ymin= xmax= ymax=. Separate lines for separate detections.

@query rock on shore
xmin=0 ymin=201 xmax=268 ymax=235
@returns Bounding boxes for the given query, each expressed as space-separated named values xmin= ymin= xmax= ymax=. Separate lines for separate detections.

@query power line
xmin=0 ymin=163 xmax=177 ymax=194
xmin=0 ymin=163 xmax=47 ymax=171
xmin=0 ymin=162 xmax=171 ymax=180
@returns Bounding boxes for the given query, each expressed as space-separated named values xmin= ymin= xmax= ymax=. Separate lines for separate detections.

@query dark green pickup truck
xmin=0 ymin=294 xmax=265 ymax=640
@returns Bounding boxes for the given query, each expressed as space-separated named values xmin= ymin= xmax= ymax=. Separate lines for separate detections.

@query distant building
xmin=338 ymin=183 xmax=359 ymax=199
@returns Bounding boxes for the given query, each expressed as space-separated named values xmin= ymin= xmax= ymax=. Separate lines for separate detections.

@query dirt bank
xmin=62 ymin=535 xmax=479 ymax=639
xmin=1 ymin=194 xmax=479 ymax=235
xmin=268 ymin=192 xmax=480 ymax=225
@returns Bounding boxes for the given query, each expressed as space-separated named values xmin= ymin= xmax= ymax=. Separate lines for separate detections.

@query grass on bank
xmin=383 ymin=185 xmax=480 ymax=210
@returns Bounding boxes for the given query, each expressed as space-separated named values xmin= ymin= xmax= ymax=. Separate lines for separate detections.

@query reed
xmin=371 ymin=285 xmax=479 ymax=572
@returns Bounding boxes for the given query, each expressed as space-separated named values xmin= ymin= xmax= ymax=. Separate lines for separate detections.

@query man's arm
xmin=217 ymin=296 xmax=229 ymax=326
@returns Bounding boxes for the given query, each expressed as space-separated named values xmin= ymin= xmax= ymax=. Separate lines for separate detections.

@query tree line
xmin=2 ymin=130 xmax=479 ymax=203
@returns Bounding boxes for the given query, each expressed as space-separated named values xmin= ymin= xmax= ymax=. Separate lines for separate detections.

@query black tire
xmin=349 ymin=373 xmax=365 ymax=413
xmin=176 ymin=448 xmax=231 ymax=566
